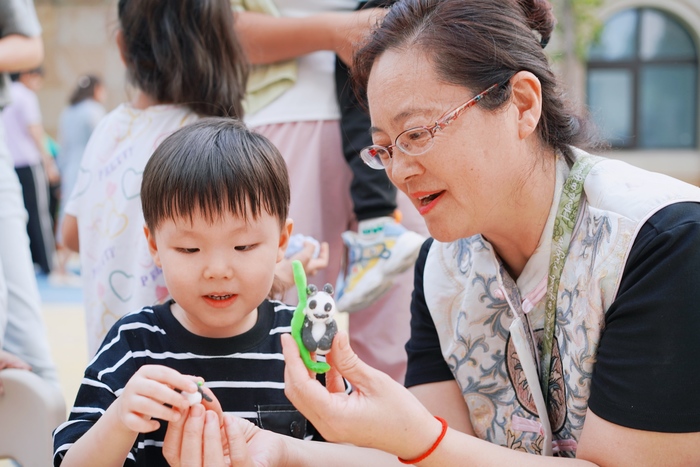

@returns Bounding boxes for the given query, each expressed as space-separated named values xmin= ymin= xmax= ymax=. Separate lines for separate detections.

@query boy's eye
xmin=176 ymin=248 xmax=199 ymax=254
xmin=234 ymin=244 xmax=255 ymax=251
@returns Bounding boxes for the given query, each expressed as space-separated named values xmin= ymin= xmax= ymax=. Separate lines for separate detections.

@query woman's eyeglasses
xmin=360 ymin=82 xmax=500 ymax=170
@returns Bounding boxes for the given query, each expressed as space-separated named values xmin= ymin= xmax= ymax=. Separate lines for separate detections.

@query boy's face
xmin=145 ymin=208 xmax=292 ymax=338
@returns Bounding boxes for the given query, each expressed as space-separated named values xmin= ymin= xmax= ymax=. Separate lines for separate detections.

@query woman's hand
xmin=164 ymin=409 xmax=289 ymax=467
xmin=111 ymin=365 xmax=202 ymax=433
xmin=281 ymin=332 xmax=442 ymax=460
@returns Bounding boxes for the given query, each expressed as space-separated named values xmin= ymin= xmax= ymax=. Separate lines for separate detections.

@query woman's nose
xmin=387 ymin=150 xmax=422 ymax=185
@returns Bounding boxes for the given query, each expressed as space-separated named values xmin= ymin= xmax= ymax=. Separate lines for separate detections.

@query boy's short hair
xmin=142 ymin=118 xmax=290 ymax=230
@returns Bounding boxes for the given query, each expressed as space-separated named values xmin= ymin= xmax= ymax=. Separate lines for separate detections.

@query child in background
xmin=60 ymin=0 xmax=248 ymax=356
xmin=53 ymin=118 xmax=322 ymax=466
xmin=52 ymin=74 xmax=107 ymax=284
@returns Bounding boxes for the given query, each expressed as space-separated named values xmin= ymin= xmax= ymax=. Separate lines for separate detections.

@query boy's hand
xmin=112 ymin=365 xmax=201 ymax=433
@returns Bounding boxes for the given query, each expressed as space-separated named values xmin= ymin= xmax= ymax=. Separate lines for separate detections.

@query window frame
xmin=587 ymin=7 xmax=698 ymax=150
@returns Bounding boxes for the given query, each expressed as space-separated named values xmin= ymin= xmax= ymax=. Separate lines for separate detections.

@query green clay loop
xmin=290 ymin=260 xmax=331 ymax=374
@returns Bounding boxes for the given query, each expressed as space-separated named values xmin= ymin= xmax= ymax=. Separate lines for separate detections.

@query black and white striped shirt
xmin=53 ymin=299 xmax=319 ymax=466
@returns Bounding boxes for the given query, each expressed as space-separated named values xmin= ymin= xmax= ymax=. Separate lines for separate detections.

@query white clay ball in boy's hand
xmin=180 ymin=380 xmax=212 ymax=406
xmin=182 ymin=389 xmax=203 ymax=406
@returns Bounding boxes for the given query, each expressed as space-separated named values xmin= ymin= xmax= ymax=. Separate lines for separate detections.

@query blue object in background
xmin=285 ymin=234 xmax=321 ymax=259
xmin=35 ymin=274 xmax=83 ymax=304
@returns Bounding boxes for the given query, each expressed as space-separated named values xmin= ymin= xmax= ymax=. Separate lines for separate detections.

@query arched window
xmin=587 ymin=8 xmax=698 ymax=149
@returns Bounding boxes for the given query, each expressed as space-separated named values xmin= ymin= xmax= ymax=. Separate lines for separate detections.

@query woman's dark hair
xmin=141 ymin=118 xmax=290 ymax=232
xmin=69 ymin=75 xmax=102 ymax=105
xmin=354 ymin=0 xmax=600 ymax=161
xmin=117 ymin=0 xmax=248 ymax=118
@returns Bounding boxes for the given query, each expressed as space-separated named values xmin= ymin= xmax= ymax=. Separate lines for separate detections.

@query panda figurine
xmin=300 ymin=283 xmax=338 ymax=355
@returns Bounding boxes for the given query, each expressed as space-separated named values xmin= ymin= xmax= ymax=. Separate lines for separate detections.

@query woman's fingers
xmin=281 ymin=333 xmax=334 ymax=422
xmin=162 ymin=404 xmax=188 ymax=466
xmin=180 ymin=404 xmax=206 ymax=464
xmin=326 ymin=331 xmax=381 ymax=395
xmin=203 ymin=410 xmax=226 ymax=465
xmin=224 ymin=414 xmax=256 ymax=467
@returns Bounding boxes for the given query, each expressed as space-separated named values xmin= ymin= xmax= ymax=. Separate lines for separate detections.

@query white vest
xmin=423 ymin=148 xmax=700 ymax=456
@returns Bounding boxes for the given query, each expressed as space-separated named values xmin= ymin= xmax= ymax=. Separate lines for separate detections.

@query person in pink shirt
xmin=2 ymin=67 xmax=60 ymax=275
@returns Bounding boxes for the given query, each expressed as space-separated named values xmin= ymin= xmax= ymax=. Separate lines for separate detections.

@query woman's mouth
xmin=416 ymin=191 xmax=445 ymax=214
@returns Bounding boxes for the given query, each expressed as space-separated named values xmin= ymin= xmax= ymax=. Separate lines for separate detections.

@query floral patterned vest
xmin=423 ymin=149 xmax=700 ymax=456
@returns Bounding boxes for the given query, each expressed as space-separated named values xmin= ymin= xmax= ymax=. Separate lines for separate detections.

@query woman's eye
xmin=234 ymin=244 xmax=255 ymax=251
xmin=176 ymin=248 xmax=199 ymax=254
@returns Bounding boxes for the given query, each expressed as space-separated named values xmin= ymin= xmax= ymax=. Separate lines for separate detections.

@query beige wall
xmin=34 ymin=0 xmax=126 ymax=138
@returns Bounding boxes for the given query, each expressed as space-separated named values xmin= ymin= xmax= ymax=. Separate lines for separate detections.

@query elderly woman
xmin=164 ymin=0 xmax=700 ymax=465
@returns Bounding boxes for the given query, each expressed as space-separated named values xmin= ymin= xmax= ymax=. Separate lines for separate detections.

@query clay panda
xmin=300 ymin=283 xmax=338 ymax=355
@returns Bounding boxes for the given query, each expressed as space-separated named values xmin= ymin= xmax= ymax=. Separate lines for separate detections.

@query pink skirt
xmin=253 ymin=120 xmax=428 ymax=383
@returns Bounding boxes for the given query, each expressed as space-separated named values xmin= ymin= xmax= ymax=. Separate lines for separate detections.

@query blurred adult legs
xmin=0 ymin=122 xmax=59 ymax=388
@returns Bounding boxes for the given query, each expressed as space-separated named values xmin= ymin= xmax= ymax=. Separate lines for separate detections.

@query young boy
xmin=53 ymin=118 xmax=319 ymax=466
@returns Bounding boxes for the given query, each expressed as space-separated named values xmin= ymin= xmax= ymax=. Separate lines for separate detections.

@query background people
xmin=52 ymin=74 xmax=106 ymax=282
xmin=0 ymin=0 xmax=60 ymax=392
xmin=2 ymin=67 xmax=60 ymax=276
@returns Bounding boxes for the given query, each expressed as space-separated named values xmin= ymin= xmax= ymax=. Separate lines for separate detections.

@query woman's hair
xmin=117 ymin=0 xmax=248 ymax=118
xmin=141 ymin=118 xmax=290 ymax=232
xmin=69 ymin=74 xmax=102 ymax=105
xmin=354 ymin=0 xmax=600 ymax=161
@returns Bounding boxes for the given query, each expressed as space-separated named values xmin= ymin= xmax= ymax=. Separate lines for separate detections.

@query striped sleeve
xmin=52 ymin=309 xmax=155 ymax=466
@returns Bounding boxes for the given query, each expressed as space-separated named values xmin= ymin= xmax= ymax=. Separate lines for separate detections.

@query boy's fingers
xmin=141 ymin=365 xmax=198 ymax=391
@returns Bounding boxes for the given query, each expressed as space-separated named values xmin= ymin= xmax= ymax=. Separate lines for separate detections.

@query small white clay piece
xmin=182 ymin=389 xmax=202 ymax=406
xmin=181 ymin=380 xmax=211 ymax=406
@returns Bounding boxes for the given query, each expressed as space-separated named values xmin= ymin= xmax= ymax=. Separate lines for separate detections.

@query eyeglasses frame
xmin=360 ymin=82 xmax=502 ymax=169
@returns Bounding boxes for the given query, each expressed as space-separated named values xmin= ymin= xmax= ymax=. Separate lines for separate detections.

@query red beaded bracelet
xmin=397 ymin=416 xmax=448 ymax=465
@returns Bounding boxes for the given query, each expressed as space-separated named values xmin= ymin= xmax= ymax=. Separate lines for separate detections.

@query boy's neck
xmin=169 ymin=301 xmax=259 ymax=339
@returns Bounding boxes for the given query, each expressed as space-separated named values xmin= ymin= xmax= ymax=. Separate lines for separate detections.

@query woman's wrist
xmin=395 ymin=415 xmax=446 ymax=463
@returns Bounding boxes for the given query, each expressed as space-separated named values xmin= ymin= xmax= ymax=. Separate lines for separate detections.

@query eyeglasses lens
xmin=397 ymin=128 xmax=433 ymax=155
xmin=361 ymin=147 xmax=387 ymax=169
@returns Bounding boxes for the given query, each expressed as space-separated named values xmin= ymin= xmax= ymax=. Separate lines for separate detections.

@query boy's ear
xmin=277 ymin=218 xmax=293 ymax=262
xmin=144 ymin=225 xmax=162 ymax=268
